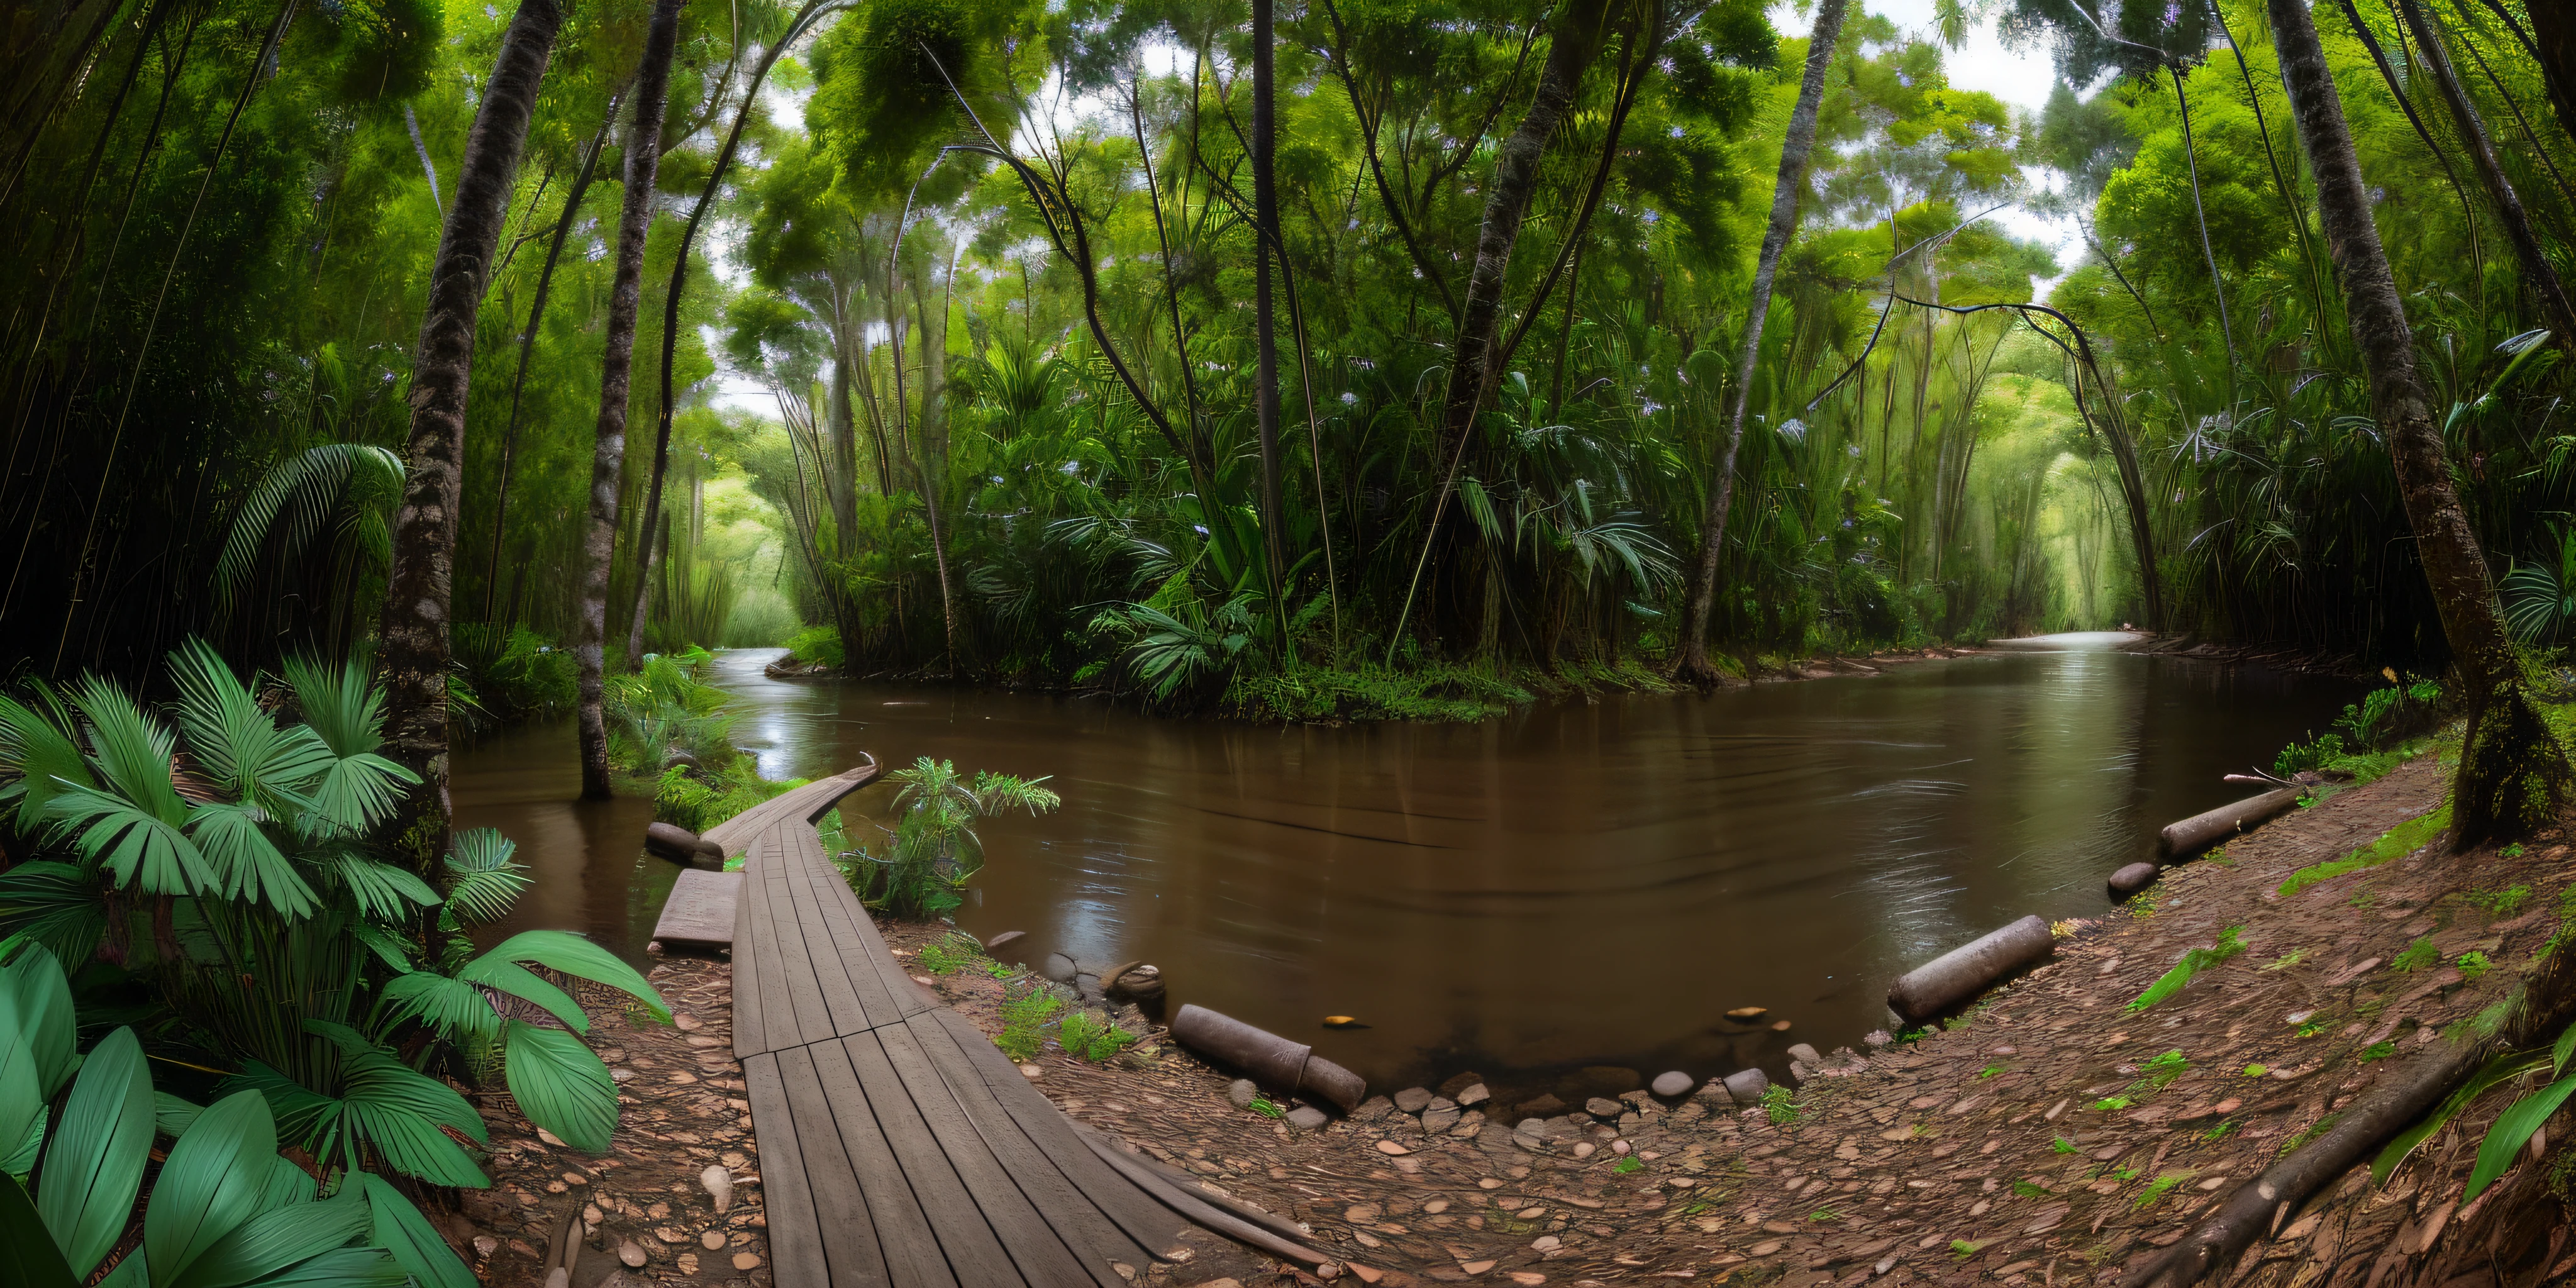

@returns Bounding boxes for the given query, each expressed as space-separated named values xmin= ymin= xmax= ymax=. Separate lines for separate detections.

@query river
xmin=453 ymin=635 xmax=2355 ymax=1104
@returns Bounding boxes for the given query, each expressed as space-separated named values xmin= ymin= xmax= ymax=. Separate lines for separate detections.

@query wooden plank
xmin=779 ymin=824 xmax=930 ymax=1026
xmin=753 ymin=831 xmax=842 ymax=1050
xmin=741 ymin=1053 xmax=833 ymax=1287
xmin=653 ymin=869 xmax=739 ymax=948
xmin=797 ymin=1039 xmax=963 ymax=1287
xmin=826 ymin=1033 xmax=1023 ymax=1287
xmin=730 ymin=869 xmax=767 ymax=1059
xmin=870 ymin=1019 xmax=1117 ymax=1287
xmin=775 ymin=828 xmax=898 ymax=1036
xmin=919 ymin=1008 xmax=1191 ymax=1257
xmin=770 ymin=1044 xmax=902 ymax=1287
xmin=900 ymin=1010 xmax=1157 ymax=1279
xmin=739 ymin=840 xmax=810 ymax=1058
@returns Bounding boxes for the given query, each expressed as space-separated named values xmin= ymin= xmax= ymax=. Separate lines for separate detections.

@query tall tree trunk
xmin=575 ymin=0 xmax=684 ymax=801
xmin=2394 ymin=0 xmax=2576 ymax=343
xmin=1674 ymin=0 xmax=1846 ymax=682
xmin=376 ymin=0 xmax=564 ymax=865
xmin=627 ymin=0 xmax=831 ymax=663
xmin=2521 ymin=0 xmax=2576 ymax=142
xmin=482 ymin=104 xmax=616 ymax=624
xmin=1432 ymin=0 xmax=1607 ymax=457
xmin=1252 ymin=0 xmax=1287 ymax=609
xmin=2265 ymin=0 xmax=2565 ymax=847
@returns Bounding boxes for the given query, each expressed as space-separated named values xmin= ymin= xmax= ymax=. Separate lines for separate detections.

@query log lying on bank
xmin=2107 ymin=861 xmax=2160 ymax=897
xmin=1887 ymin=915 xmax=2055 ymax=1024
xmin=2157 ymin=787 xmax=2304 ymax=860
xmin=1170 ymin=1004 xmax=1367 ymax=1111
xmin=644 ymin=821 xmax=725 ymax=869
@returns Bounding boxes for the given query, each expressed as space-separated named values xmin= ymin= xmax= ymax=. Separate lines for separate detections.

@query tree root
xmin=2133 ymin=1040 xmax=2488 ymax=1288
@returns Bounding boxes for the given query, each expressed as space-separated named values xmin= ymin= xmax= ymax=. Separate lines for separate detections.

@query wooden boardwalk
xmin=709 ymin=763 xmax=1330 ymax=1287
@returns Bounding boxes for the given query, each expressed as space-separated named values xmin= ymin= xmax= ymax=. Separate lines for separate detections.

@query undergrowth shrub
xmin=785 ymin=624 xmax=845 ymax=669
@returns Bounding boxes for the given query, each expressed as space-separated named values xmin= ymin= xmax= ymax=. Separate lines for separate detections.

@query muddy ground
xmin=459 ymin=752 xmax=2576 ymax=1288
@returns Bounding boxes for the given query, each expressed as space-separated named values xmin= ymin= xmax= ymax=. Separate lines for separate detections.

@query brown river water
xmin=454 ymin=635 xmax=2355 ymax=1102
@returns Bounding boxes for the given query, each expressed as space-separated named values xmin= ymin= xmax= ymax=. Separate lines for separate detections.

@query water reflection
xmin=450 ymin=639 xmax=2351 ymax=1100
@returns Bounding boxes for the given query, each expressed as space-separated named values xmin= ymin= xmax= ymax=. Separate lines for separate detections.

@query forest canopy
xmin=2 ymin=0 xmax=2572 ymax=715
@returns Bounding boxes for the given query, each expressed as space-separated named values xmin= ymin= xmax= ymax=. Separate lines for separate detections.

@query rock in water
xmin=1453 ymin=1082 xmax=1491 ymax=1107
xmin=1787 ymin=1043 xmax=1822 ymax=1065
xmin=1650 ymin=1070 xmax=1692 ymax=1098
xmin=1516 ymin=1093 xmax=1567 ymax=1116
xmin=1724 ymin=1006 xmax=1768 ymax=1022
xmin=1106 ymin=963 xmax=1165 ymax=1002
xmin=701 ymin=1164 xmax=732 ymax=1214
xmin=1584 ymin=1097 xmax=1623 ymax=1120
xmin=1721 ymin=1068 xmax=1770 ymax=1104
xmin=1392 ymin=1087 xmax=1435 ymax=1114
xmin=1040 ymin=953 xmax=1078 ymax=983
xmin=984 ymin=930 xmax=1026 ymax=952
xmin=2107 ymin=862 xmax=2159 ymax=896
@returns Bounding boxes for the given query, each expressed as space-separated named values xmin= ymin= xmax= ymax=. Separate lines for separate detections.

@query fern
xmin=2127 ymin=926 xmax=2246 ymax=1013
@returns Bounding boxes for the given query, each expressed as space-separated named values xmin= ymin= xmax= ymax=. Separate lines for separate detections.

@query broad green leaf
xmin=502 ymin=1021 xmax=617 ymax=1153
xmin=0 ymin=1174 xmax=78 ymax=1288
xmin=167 ymin=1187 xmax=369 ymax=1288
xmin=0 ymin=865 xmax=106 ymax=971
xmin=232 ymin=1247 xmax=404 ymax=1288
xmin=453 ymin=958 xmax=585 ymax=1034
xmin=2554 ymin=1017 xmax=2576 ymax=1079
xmin=347 ymin=924 xmax=413 ymax=975
xmin=43 ymin=785 xmax=214 ymax=897
xmin=0 ymin=687 xmax=93 ymax=833
xmin=38 ymin=1027 xmax=154 ymax=1277
xmin=145 ymin=1092 xmax=281 ymax=1288
xmin=184 ymin=806 xmax=316 ymax=921
xmin=2465 ymin=1072 xmax=2576 ymax=1201
xmin=379 ymin=973 xmax=501 ymax=1045
xmin=63 ymin=680 xmax=186 ymax=819
xmin=347 ymin=1174 xmax=475 ymax=1288
xmin=479 ymin=931 xmax=668 ymax=1021
xmin=3 ymin=1107 xmax=44 ymax=1179
xmin=328 ymin=857 xmax=437 ymax=923
xmin=152 ymin=1094 xmax=204 ymax=1141
xmin=440 ymin=830 xmax=525 ymax=927
xmin=218 ymin=1065 xmax=337 ymax=1149
xmin=1 ymin=947 xmax=77 ymax=1098
xmin=164 ymin=641 xmax=326 ymax=819
xmin=0 ymin=1029 xmax=33 ymax=1178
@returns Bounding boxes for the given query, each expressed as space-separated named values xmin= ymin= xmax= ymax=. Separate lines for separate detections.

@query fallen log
xmin=1169 ymin=1004 xmax=1367 ymax=1111
xmin=1887 ymin=915 xmax=2055 ymax=1025
xmin=2158 ymin=787 xmax=2303 ymax=860
xmin=644 ymin=821 xmax=726 ymax=869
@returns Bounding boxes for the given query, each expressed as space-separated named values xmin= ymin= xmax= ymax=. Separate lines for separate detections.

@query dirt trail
xmin=464 ymin=753 xmax=2576 ymax=1288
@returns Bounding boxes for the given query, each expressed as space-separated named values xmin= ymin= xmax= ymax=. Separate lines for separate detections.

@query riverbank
xmin=762 ymin=642 xmax=1992 ymax=724
xmin=887 ymin=751 xmax=2570 ymax=1286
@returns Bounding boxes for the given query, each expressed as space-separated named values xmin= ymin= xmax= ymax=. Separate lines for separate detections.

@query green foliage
xmin=2457 ymin=951 xmax=2492 ymax=981
xmin=604 ymin=653 xmax=736 ymax=776
xmin=2361 ymin=1041 xmax=2398 ymax=1062
xmin=784 ymin=625 xmax=845 ymax=669
xmin=2279 ymin=804 xmax=2453 ymax=897
xmin=2126 ymin=926 xmax=2246 ymax=1013
xmin=2051 ymin=1136 xmax=2079 ymax=1154
xmin=655 ymin=763 xmax=796 ymax=833
xmin=847 ymin=758 xmax=1060 ymax=920
xmin=2133 ymin=1171 xmax=2190 ymax=1209
xmin=2392 ymin=936 xmax=2438 ymax=972
xmin=993 ymin=983 xmax=1064 ymax=1064
xmin=918 ymin=932 xmax=986 ymax=976
xmin=1614 ymin=1155 xmax=1645 ymax=1175
xmin=1053 ymin=1011 xmax=1137 ymax=1062
xmin=1761 ymin=1084 xmax=1799 ymax=1124
xmin=2140 ymin=1050 xmax=2188 ymax=1090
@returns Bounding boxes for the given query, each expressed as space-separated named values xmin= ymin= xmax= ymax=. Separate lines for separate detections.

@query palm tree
xmin=1675 ymin=0 xmax=1849 ymax=684
xmin=378 ymin=0 xmax=568 ymax=867
xmin=579 ymin=0 xmax=689 ymax=801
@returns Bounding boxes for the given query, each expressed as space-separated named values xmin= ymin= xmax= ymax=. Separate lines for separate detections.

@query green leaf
xmin=167 ymin=1187 xmax=369 ymax=1288
xmin=379 ymin=974 xmax=502 ymax=1045
xmin=0 ymin=947 xmax=76 ymax=1098
xmin=453 ymin=959 xmax=585 ymax=1035
xmin=502 ymin=1021 xmax=617 ymax=1153
xmin=3 ymin=1108 xmax=44 ymax=1179
xmin=0 ymin=1028 xmax=35 ymax=1181
xmin=2553 ymin=1018 xmax=2576 ymax=1079
xmin=145 ymin=1091 xmax=282 ymax=1287
xmin=0 ymin=686 xmax=94 ymax=833
xmin=347 ymin=1174 xmax=475 ymax=1288
xmin=163 ymin=641 xmax=328 ymax=820
xmin=0 ymin=1174 xmax=78 ymax=1288
xmin=152 ymin=1094 xmax=204 ymax=1141
xmin=184 ymin=805 xmax=317 ymax=921
xmin=0 ymin=865 xmax=106 ymax=970
xmin=347 ymin=924 xmax=413 ymax=975
xmin=43 ymin=784 xmax=214 ymax=898
xmin=38 ymin=1027 xmax=155 ymax=1277
xmin=440 ymin=831 xmax=526 ymax=928
xmin=230 ymin=1247 xmax=404 ymax=1288
xmin=477 ymin=931 xmax=667 ymax=1022
xmin=328 ymin=857 xmax=438 ymax=923
xmin=2464 ymin=1072 xmax=2576 ymax=1201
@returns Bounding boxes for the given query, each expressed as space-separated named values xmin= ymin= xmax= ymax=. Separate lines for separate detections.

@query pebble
xmin=1572 ymin=1141 xmax=1595 ymax=1158
xmin=1584 ymin=1097 xmax=1622 ymax=1119
xmin=1375 ymin=1140 xmax=1410 ymax=1155
xmin=1786 ymin=1042 xmax=1822 ymax=1065
xmin=701 ymin=1231 xmax=726 ymax=1250
xmin=732 ymin=1252 xmax=762 ymax=1271
xmin=1041 ymin=953 xmax=1078 ymax=982
xmin=617 ymin=1241 xmax=647 ymax=1269
xmin=701 ymin=1164 xmax=733 ymax=1214
xmin=1650 ymin=1070 xmax=1692 ymax=1098
xmin=1228 ymin=1079 xmax=1259 ymax=1109
xmin=2109 ymin=862 xmax=2160 ymax=895
xmin=1722 ymin=1068 xmax=1771 ymax=1104
xmin=1530 ymin=1235 xmax=1561 ymax=1252
xmin=1019 ymin=1064 xmax=1044 ymax=1080
xmin=1726 ymin=1006 xmax=1768 ymax=1021
xmin=1453 ymin=1082 xmax=1491 ymax=1107
xmin=1393 ymin=1087 xmax=1435 ymax=1113
xmin=1768 ymin=1019 xmax=1792 ymax=1032
xmin=1286 ymin=1106 xmax=1330 ymax=1131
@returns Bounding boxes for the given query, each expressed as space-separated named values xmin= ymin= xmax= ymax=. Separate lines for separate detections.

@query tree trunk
xmin=482 ymin=106 xmax=616 ymax=625
xmin=575 ymin=0 xmax=682 ymax=801
xmin=2521 ymin=0 xmax=2576 ymax=143
xmin=2265 ymin=0 xmax=2565 ymax=847
xmin=377 ymin=0 xmax=564 ymax=866
xmin=1674 ymin=0 xmax=1846 ymax=683
xmin=1432 ymin=0 xmax=1607 ymax=458
xmin=2394 ymin=0 xmax=2576 ymax=344
xmin=1252 ymin=0 xmax=1287 ymax=609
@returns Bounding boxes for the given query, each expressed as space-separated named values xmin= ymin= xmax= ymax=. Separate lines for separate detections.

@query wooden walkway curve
xmin=705 ymin=763 xmax=1332 ymax=1287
